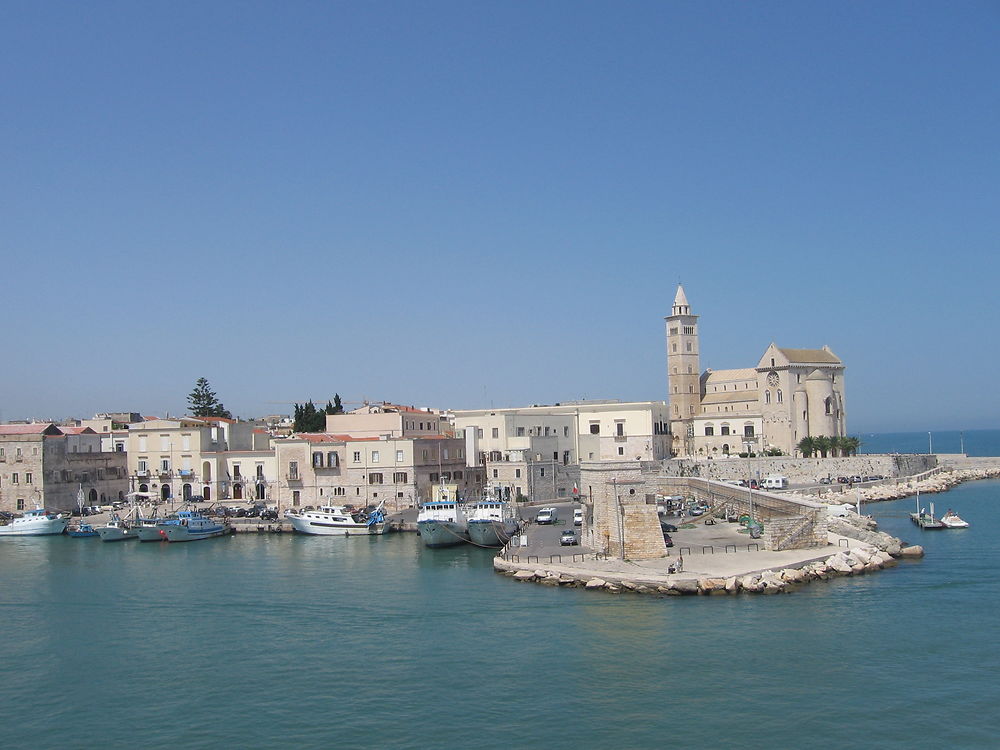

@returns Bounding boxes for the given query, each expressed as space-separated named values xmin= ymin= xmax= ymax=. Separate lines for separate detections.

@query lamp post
xmin=744 ymin=441 xmax=755 ymax=521
xmin=928 ymin=432 xmax=933 ymax=455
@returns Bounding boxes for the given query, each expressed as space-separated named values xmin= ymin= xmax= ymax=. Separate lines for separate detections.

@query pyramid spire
xmin=672 ymin=284 xmax=691 ymax=316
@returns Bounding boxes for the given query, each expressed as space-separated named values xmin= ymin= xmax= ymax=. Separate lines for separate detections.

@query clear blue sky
xmin=2 ymin=1 xmax=997 ymax=432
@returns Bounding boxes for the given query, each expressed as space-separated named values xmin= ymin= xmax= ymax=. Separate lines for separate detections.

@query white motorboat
xmin=416 ymin=499 xmax=469 ymax=548
xmin=0 ymin=508 xmax=68 ymax=536
xmin=940 ymin=510 xmax=970 ymax=529
xmin=286 ymin=503 xmax=386 ymax=536
xmin=467 ymin=497 xmax=520 ymax=548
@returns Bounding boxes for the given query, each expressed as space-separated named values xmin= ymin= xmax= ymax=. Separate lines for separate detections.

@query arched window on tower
xmin=825 ymin=397 xmax=833 ymax=415
xmin=765 ymin=390 xmax=771 ymax=404
xmin=777 ymin=390 xmax=783 ymax=403
xmin=686 ymin=342 xmax=692 ymax=352
xmin=672 ymin=343 xmax=677 ymax=353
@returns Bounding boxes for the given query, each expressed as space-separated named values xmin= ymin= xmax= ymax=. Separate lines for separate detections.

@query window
xmin=333 ymin=487 xmax=345 ymax=496
xmin=589 ymin=423 xmax=599 ymax=435
xmin=705 ymin=425 xmax=714 ymax=436
xmin=232 ymin=464 xmax=240 ymax=478
xmin=491 ymin=427 xmax=499 ymax=438
xmin=292 ymin=491 xmax=300 ymax=506
xmin=138 ymin=460 xmax=148 ymax=472
xmin=744 ymin=425 xmax=755 ymax=437
xmin=516 ymin=427 xmax=525 ymax=437
xmin=371 ymin=451 xmax=380 ymax=463
xmin=257 ymin=464 xmax=265 ymax=478
xmin=476 ymin=429 xmax=483 ymax=439
xmin=672 ymin=343 xmax=677 ymax=352
xmin=17 ymin=499 xmax=24 ymax=510
xmin=618 ymin=447 xmax=624 ymax=455
xmin=288 ymin=461 xmax=298 ymax=479
xmin=765 ymin=390 xmax=771 ymax=404
xmin=368 ymin=473 xmax=383 ymax=484
xmin=540 ymin=468 xmax=545 ymax=477
xmin=492 ymin=469 xmax=498 ymax=478
xmin=422 ymin=450 xmax=428 ymax=460
xmin=777 ymin=390 xmax=783 ymax=404
xmin=396 ymin=450 xmax=404 ymax=462
xmin=686 ymin=342 xmax=692 ymax=352
xmin=393 ymin=472 xmax=408 ymax=483
xmin=553 ymin=451 xmax=558 ymax=460
xmin=825 ymin=397 xmax=833 ymax=415
xmin=313 ymin=452 xmax=324 ymax=467
xmin=25 ymin=473 xmax=32 ymax=484
xmin=458 ymin=448 xmax=464 ymax=459
xmin=721 ymin=425 xmax=730 ymax=436
xmin=182 ymin=435 xmax=191 ymax=451
xmin=616 ymin=422 xmax=624 ymax=436
xmin=515 ymin=468 xmax=521 ymax=478
xmin=430 ymin=472 xmax=439 ymax=482
xmin=669 ymin=327 xmax=678 ymax=335
xmin=12 ymin=473 xmax=18 ymax=484
xmin=443 ymin=448 xmax=449 ymax=459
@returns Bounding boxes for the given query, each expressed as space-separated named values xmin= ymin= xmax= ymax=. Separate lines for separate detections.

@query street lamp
xmin=928 ymin=432 xmax=933 ymax=455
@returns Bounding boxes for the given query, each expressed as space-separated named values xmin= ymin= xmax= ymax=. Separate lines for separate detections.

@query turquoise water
xmin=858 ymin=428 xmax=1000 ymax=457
xmin=2 ymin=486 xmax=998 ymax=748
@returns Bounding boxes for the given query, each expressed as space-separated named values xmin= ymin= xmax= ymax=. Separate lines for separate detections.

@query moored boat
xmin=96 ymin=514 xmax=139 ymax=542
xmin=940 ymin=510 xmax=970 ymax=529
xmin=287 ymin=502 xmax=386 ymax=536
xmin=0 ymin=508 xmax=69 ymax=536
xmin=466 ymin=496 xmax=520 ymax=548
xmin=68 ymin=522 xmax=99 ymax=538
xmin=156 ymin=510 xmax=230 ymax=542
xmin=416 ymin=499 xmax=470 ymax=548
xmin=910 ymin=499 xmax=945 ymax=529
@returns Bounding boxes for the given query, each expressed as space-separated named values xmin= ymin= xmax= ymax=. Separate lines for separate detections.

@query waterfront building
xmin=273 ymin=433 xmax=481 ymax=512
xmin=125 ymin=417 xmax=274 ymax=504
xmin=666 ymin=285 xmax=847 ymax=457
xmin=452 ymin=401 xmax=671 ymax=502
xmin=0 ymin=424 xmax=128 ymax=513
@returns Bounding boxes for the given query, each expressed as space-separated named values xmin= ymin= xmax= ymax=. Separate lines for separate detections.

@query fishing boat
xmin=940 ymin=510 xmax=970 ymax=529
xmin=466 ymin=494 xmax=520 ymax=548
xmin=136 ymin=514 xmax=178 ymax=541
xmin=416 ymin=498 xmax=470 ymax=548
xmin=0 ymin=508 xmax=69 ymax=536
xmin=68 ymin=522 xmax=99 ymax=538
xmin=96 ymin=514 xmax=139 ymax=542
xmin=156 ymin=510 xmax=230 ymax=542
xmin=286 ymin=502 xmax=386 ymax=536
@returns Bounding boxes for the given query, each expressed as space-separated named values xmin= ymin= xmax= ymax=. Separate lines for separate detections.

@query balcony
xmin=286 ymin=473 xmax=302 ymax=482
xmin=135 ymin=470 xmax=150 ymax=478
xmin=614 ymin=435 xmax=628 ymax=442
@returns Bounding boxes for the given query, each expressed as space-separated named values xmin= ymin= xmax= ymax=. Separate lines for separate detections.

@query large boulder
xmin=698 ymin=578 xmax=727 ymax=594
xmin=671 ymin=579 xmax=700 ymax=595
xmin=513 ymin=570 xmax=536 ymax=581
xmin=584 ymin=578 xmax=607 ymax=589
xmin=899 ymin=545 xmax=925 ymax=558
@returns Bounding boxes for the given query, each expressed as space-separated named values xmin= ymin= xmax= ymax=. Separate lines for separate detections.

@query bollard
xmin=725 ymin=544 xmax=736 ymax=553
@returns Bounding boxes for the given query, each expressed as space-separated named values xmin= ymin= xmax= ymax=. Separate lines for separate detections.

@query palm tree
xmin=797 ymin=436 xmax=816 ymax=458
xmin=841 ymin=436 xmax=860 ymax=456
xmin=813 ymin=435 xmax=832 ymax=458
xmin=828 ymin=435 xmax=842 ymax=457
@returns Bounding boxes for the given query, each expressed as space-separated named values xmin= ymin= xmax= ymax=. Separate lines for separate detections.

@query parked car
xmin=837 ymin=476 xmax=850 ymax=484
xmin=850 ymin=475 xmax=863 ymax=484
xmin=660 ymin=522 xmax=678 ymax=533
xmin=573 ymin=508 xmax=583 ymax=526
xmin=818 ymin=477 xmax=832 ymax=485
xmin=560 ymin=529 xmax=578 ymax=546
xmin=260 ymin=509 xmax=279 ymax=521
xmin=662 ymin=533 xmax=674 ymax=548
xmin=535 ymin=507 xmax=557 ymax=524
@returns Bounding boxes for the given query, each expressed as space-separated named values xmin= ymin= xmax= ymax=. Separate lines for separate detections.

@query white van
xmin=762 ymin=475 xmax=789 ymax=490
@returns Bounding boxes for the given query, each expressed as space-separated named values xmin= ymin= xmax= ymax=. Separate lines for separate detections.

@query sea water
xmin=1 ymin=467 xmax=998 ymax=749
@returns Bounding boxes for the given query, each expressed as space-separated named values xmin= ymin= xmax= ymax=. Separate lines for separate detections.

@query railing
xmin=614 ymin=435 xmax=628 ymax=442
xmin=286 ymin=473 xmax=301 ymax=482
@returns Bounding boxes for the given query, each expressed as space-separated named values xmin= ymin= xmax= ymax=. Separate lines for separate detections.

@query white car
xmin=535 ymin=507 xmax=557 ymax=524
xmin=573 ymin=508 xmax=583 ymax=526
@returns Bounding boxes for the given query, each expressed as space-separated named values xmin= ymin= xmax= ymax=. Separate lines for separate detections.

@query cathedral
xmin=665 ymin=285 xmax=847 ymax=457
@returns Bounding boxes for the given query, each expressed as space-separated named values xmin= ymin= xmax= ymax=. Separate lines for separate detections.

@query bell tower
xmin=665 ymin=284 xmax=700 ymax=455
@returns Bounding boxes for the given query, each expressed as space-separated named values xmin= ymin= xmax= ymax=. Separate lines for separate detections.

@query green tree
xmin=841 ymin=436 xmax=861 ymax=456
xmin=293 ymin=401 xmax=326 ymax=432
xmin=332 ymin=393 xmax=344 ymax=414
xmin=324 ymin=400 xmax=336 ymax=415
xmin=797 ymin=436 xmax=816 ymax=458
xmin=187 ymin=377 xmax=232 ymax=418
xmin=828 ymin=435 xmax=842 ymax=457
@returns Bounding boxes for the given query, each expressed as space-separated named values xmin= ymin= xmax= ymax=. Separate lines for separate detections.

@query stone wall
xmin=661 ymin=454 xmax=937 ymax=483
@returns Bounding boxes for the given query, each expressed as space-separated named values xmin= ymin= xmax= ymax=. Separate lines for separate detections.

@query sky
xmin=1 ymin=1 xmax=998 ymax=433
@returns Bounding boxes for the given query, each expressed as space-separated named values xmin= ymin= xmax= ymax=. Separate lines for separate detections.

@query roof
xmin=294 ymin=433 xmax=382 ymax=444
xmin=700 ymin=391 xmax=758 ymax=406
xmin=57 ymin=426 xmax=98 ymax=435
xmin=702 ymin=368 xmax=758 ymax=384
xmin=188 ymin=416 xmax=237 ymax=424
xmin=673 ymin=284 xmax=689 ymax=309
xmin=778 ymin=347 xmax=842 ymax=365
xmin=0 ymin=423 xmax=62 ymax=436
